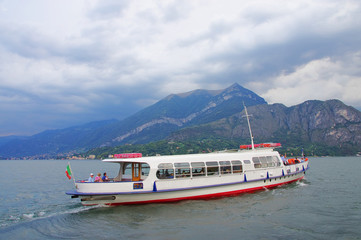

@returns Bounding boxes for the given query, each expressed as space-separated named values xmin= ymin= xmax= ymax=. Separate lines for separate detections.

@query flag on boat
xmin=65 ymin=163 xmax=72 ymax=180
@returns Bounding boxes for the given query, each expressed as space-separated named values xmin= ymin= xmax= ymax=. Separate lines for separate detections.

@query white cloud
xmin=258 ymin=52 xmax=361 ymax=108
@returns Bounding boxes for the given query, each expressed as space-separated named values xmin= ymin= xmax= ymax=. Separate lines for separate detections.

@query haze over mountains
xmin=1 ymin=83 xmax=360 ymax=158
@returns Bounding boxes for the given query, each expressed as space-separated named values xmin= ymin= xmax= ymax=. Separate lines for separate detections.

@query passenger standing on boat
xmin=102 ymin=172 xmax=109 ymax=182
xmin=88 ymin=173 xmax=95 ymax=182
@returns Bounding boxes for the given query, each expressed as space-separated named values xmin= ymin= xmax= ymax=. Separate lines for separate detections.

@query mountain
xmin=100 ymin=83 xmax=267 ymax=146
xmin=0 ymin=135 xmax=29 ymax=147
xmin=1 ymin=83 xmax=361 ymax=158
xmin=0 ymin=83 xmax=267 ymax=158
xmin=168 ymin=99 xmax=361 ymax=155
xmin=0 ymin=119 xmax=118 ymax=158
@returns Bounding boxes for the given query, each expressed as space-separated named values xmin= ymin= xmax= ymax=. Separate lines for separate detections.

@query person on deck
xmin=281 ymin=155 xmax=287 ymax=165
xmin=102 ymin=172 xmax=109 ymax=182
xmin=88 ymin=173 xmax=95 ymax=182
xmin=95 ymin=173 xmax=103 ymax=182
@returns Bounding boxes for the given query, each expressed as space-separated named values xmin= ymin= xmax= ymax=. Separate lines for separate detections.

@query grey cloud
xmin=87 ymin=0 xmax=131 ymax=20
xmin=161 ymin=1 xmax=191 ymax=22
xmin=0 ymin=23 xmax=101 ymax=65
xmin=0 ymin=24 xmax=55 ymax=59
xmin=178 ymin=20 xmax=235 ymax=47
xmin=200 ymin=27 xmax=361 ymax=82
xmin=1 ymin=0 xmax=361 ymax=136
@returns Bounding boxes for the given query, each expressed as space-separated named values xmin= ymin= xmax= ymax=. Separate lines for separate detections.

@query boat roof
xmin=102 ymin=148 xmax=279 ymax=166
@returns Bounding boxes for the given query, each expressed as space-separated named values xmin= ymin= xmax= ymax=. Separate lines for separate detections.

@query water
xmin=1 ymin=157 xmax=361 ymax=239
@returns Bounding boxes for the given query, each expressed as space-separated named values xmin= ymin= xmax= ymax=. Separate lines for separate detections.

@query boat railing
xmin=76 ymin=177 xmax=148 ymax=183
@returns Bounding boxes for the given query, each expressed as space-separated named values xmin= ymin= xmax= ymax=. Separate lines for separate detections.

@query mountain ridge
xmin=101 ymin=83 xmax=267 ymax=146
xmin=167 ymin=99 xmax=361 ymax=153
xmin=1 ymin=83 xmax=360 ymax=158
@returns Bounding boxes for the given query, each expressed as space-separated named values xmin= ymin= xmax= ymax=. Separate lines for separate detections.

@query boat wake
xmin=296 ymin=180 xmax=309 ymax=187
xmin=47 ymin=204 xmax=103 ymax=218
xmin=1 ymin=204 xmax=104 ymax=229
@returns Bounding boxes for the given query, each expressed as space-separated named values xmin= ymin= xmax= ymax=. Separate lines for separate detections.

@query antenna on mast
xmin=243 ymin=102 xmax=255 ymax=150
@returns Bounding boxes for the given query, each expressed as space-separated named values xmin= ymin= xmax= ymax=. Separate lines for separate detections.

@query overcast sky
xmin=1 ymin=0 xmax=361 ymax=136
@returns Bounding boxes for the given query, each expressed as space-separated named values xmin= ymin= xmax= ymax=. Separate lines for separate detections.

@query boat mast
xmin=243 ymin=103 xmax=255 ymax=150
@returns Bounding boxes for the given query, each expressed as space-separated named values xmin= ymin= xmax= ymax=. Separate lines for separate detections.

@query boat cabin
xmin=100 ymin=150 xmax=286 ymax=183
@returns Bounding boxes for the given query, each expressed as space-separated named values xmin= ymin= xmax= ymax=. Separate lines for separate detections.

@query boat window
xmin=273 ymin=156 xmax=281 ymax=166
xmin=206 ymin=161 xmax=219 ymax=176
xmin=158 ymin=163 xmax=173 ymax=169
xmin=156 ymin=163 xmax=174 ymax=179
xmin=123 ymin=163 xmax=132 ymax=175
xmin=175 ymin=162 xmax=191 ymax=178
xmin=252 ymin=157 xmax=261 ymax=168
xmin=191 ymin=162 xmax=205 ymax=167
xmin=219 ymin=161 xmax=231 ymax=174
xmin=259 ymin=156 xmax=267 ymax=168
xmin=206 ymin=161 xmax=218 ymax=166
xmin=243 ymin=160 xmax=251 ymax=164
xmin=156 ymin=169 xmax=174 ymax=179
xmin=191 ymin=162 xmax=205 ymax=177
xmin=231 ymin=160 xmax=242 ymax=173
xmin=174 ymin=162 xmax=190 ymax=168
xmin=266 ymin=156 xmax=274 ymax=167
xmin=141 ymin=163 xmax=150 ymax=176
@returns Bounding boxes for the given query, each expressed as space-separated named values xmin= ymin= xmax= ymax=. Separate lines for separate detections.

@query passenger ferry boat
xmin=66 ymin=107 xmax=309 ymax=206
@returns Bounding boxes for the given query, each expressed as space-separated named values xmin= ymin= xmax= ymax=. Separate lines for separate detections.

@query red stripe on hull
xmin=102 ymin=176 xmax=304 ymax=206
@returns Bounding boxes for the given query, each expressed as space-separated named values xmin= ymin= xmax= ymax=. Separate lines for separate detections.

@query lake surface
xmin=1 ymin=157 xmax=361 ymax=239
